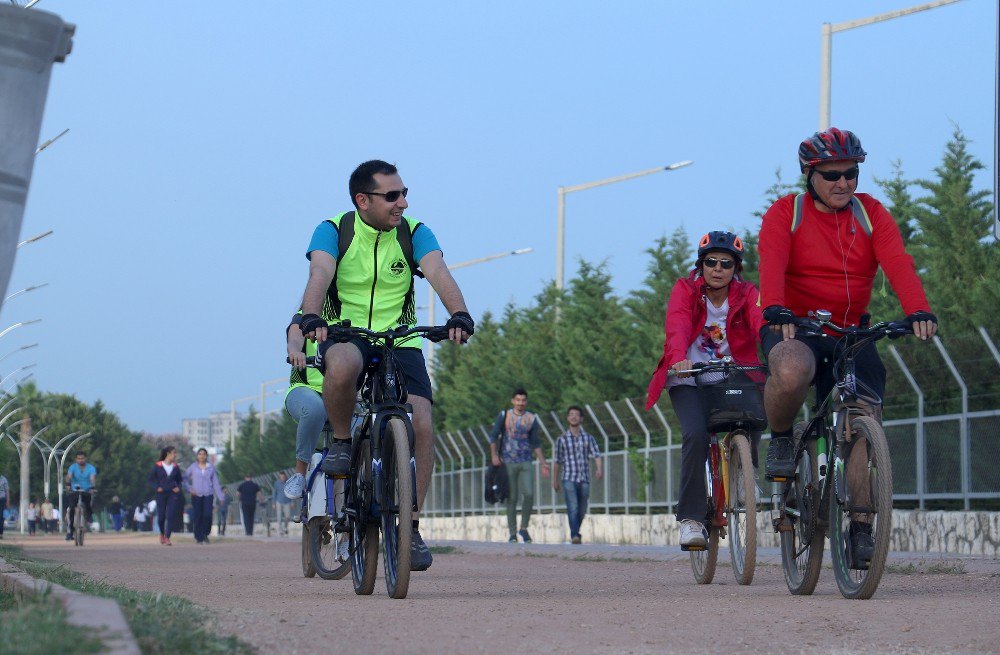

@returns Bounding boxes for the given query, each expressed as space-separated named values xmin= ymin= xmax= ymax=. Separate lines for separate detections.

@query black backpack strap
xmin=396 ymin=219 xmax=425 ymax=279
xmin=337 ymin=211 xmax=355 ymax=261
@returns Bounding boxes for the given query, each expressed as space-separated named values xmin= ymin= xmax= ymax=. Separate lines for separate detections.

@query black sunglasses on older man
xmin=704 ymin=257 xmax=735 ymax=270
xmin=813 ymin=166 xmax=859 ymax=182
xmin=366 ymin=187 xmax=408 ymax=202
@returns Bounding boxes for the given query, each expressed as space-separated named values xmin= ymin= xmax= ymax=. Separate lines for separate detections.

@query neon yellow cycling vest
xmin=322 ymin=211 xmax=421 ymax=349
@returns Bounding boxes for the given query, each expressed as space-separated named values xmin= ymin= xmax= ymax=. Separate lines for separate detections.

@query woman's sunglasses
xmin=813 ymin=167 xmax=859 ymax=182
xmin=703 ymin=257 xmax=735 ymax=270
xmin=365 ymin=187 xmax=409 ymax=202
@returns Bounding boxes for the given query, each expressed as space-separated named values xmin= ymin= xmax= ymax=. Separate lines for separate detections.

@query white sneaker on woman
xmin=283 ymin=472 xmax=305 ymax=499
xmin=679 ymin=519 xmax=708 ymax=547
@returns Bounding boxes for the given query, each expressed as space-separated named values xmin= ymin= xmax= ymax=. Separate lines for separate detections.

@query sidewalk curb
xmin=0 ymin=555 xmax=141 ymax=655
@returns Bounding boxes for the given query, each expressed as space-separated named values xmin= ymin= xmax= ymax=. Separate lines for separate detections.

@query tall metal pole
xmin=934 ymin=337 xmax=969 ymax=510
xmin=818 ymin=0 xmax=964 ymax=131
xmin=555 ymin=162 xmax=693 ymax=291
xmin=890 ymin=346 xmax=925 ymax=509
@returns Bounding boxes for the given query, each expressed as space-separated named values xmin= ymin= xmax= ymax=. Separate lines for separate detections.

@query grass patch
xmin=886 ymin=559 xmax=967 ymax=575
xmin=568 ymin=554 xmax=607 ymax=562
xmin=0 ymin=544 xmax=253 ymax=655
xmin=428 ymin=545 xmax=461 ymax=554
xmin=0 ymin=588 xmax=104 ymax=655
xmin=522 ymin=551 xmax=557 ymax=558
xmin=609 ymin=556 xmax=658 ymax=564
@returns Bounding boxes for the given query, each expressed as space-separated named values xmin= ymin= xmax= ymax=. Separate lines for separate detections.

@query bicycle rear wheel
xmin=301 ymin=520 xmax=316 ymax=578
xmin=309 ymin=515 xmax=350 ymax=580
xmin=829 ymin=415 xmax=892 ymax=600
xmin=727 ymin=432 xmax=757 ymax=585
xmin=351 ymin=439 xmax=379 ymax=595
xmin=381 ymin=417 xmax=413 ymax=599
xmin=780 ymin=423 xmax=824 ymax=595
xmin=689 ymin=527 xmax=719 ymax=584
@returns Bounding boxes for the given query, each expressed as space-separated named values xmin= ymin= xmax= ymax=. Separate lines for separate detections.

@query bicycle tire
xmin=74 ymin=502 xmax=85 ymax=547
xmin=727 ymin=432 xmax=757 ymax=585
xmin=301 ymin=520 xmax=316 ymax=578
xmin=689 ymin=526 xmax=719 ymax=584
xmin=381 ymin=417 xmax=413 ymax=599
xmin=780 ymin=423 xmax=824 ymax=595
xmin=829 ymin=415 xmax=892 ymax=600
xmin=351 ymin=439 xmax=379 ymax=595
xmin=309 ymin=516 xmax=350 ymax=580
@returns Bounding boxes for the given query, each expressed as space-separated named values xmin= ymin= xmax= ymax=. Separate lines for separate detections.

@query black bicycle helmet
xmin=697 ymin=231 xmax=744 ymax=262
xmin=798 ymin=127 xmax=867 ymax=172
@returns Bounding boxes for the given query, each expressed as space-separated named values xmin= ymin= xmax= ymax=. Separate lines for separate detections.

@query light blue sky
xmin=3 ymin=1 xmax=995 ymax=434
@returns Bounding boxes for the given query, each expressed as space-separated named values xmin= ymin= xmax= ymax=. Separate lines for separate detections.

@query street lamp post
xmin=17 ymin=230 xmax=53 ymax=248
xmin=425 ymin=248 xmax=534 ymax=379
xmin=819 ymin=0 xmax=963 ymax=130
xmin=0 ymin=320 xmax=42 ymax=340
xmin=0 ymin=343 xmax=38 ymax=365
xmin=556 ymin=161 xmax=693 ymax=290
xmin=230 ymin=394 xmax=256 ymax=453
xmin=4 ymin=283 xmax=48 ymax=303
xmin=0 ymin=364 xmax=36 ymax=389
xmin=258 ymin=379 xmax=285 ymax=438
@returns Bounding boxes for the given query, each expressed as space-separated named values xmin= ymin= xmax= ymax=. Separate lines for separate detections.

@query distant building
xmin=182 ymin=411 xmax=243 ymax=450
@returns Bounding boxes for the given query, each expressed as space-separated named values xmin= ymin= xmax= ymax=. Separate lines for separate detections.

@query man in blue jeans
xmin=552 ymin=406 xmax=602 ymax=544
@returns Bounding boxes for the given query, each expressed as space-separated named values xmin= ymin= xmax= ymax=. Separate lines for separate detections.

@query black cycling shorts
xmin=760 ymin=326 xmax=886 ymax=406
xmin=318 ymin=337 xmax=433 ymax=403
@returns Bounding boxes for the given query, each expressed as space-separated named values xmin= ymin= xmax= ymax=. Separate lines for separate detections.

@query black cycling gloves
xmin=763 ymin=305 xmax=796 ymax=326
xmin=446 ymin=311 xmax=475 ymax=335
xmin=904 ymin=311 xmax=937 ymax=328
xmin=299 ymin=313 xmax=328 ymax=336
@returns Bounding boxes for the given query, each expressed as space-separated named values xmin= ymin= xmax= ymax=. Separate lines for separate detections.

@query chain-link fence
xmin=425 ymin=330 xmax=1000 ymax=516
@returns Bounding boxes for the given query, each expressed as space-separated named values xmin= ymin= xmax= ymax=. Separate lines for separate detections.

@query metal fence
xmin=424 ymin=329 xmax=1000 ymax=516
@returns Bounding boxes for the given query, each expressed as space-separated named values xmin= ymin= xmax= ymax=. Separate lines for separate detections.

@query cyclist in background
xmin=645 ymin=231 xmax=764 ymax=548
xmin=64 ymin=451 xmax=96 ymax=541
xmin=757 ymin=127 xmax=937 ymax=566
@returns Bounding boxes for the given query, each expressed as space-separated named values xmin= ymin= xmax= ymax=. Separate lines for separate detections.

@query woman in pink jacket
xmin=646 ymin=231 xmax=765 ymax=548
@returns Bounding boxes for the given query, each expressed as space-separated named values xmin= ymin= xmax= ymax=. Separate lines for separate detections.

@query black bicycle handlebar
xmin=667 ymin=357 xmax=769 ymax=377
xmin=287 ymin=323 xmax=455 ymax=367
xmin=789 ymin=311 xmax=912 ymax=340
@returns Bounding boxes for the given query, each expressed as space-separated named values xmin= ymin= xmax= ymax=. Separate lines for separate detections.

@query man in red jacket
xmin=758 ymin=128 xmax=937 ymax=563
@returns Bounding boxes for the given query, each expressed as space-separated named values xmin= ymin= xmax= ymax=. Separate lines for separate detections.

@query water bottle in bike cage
xmin=816 ymin=435 xmax=828 ymax=480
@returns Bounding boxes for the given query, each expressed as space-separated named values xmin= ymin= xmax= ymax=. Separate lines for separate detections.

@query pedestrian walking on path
xmin=237 ymin=475 xmax=263 ymax=536
xmin=488 ymin=388 xmax=549 ymax=543
xmin=552 ymin=406 xmax=603 ymax=544
xmin=184 ymin=448 xmax=224 ymax=544
xmin=149 ymin=446 xmax=184 ymax=546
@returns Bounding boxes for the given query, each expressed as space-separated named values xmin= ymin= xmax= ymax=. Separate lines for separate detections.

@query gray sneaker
xmin=321 ymin=440 xmax=352 ymax=478
xmin=410 ymin=530 xmax=433 ymax=571
xmin=679 ymin=519 xmax=708 ymax=547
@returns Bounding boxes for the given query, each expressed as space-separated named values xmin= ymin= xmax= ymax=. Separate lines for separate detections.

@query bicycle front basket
xmin=697 ymin=368 xmax=767 ymax=433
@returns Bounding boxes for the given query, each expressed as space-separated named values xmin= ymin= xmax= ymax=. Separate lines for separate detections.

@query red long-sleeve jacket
xmin=758 ymin=193 xmax=930 ymax=327
xmin=645 ymin=272 xmax=765 ymax=409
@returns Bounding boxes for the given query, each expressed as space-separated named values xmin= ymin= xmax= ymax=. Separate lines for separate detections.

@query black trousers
xmin=670 ymin=385 xmax=760 ymax=523
xmin=190 ymin=495 xmax=214 ymax=542
xmin=240 ymin=503 xmax=256 ymax=536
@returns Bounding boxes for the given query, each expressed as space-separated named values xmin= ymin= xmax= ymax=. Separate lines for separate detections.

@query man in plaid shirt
xmin=552 ymin=406 xmax=603 ymax=544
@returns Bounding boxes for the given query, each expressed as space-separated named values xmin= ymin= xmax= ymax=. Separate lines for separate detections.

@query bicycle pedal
xmin=768 ymin=475 xmax=789 ymax=482
xmin=328 ymin=474 xmax=349 ymax=480
xmin=681 ymin=544 xmax=706 ymax=552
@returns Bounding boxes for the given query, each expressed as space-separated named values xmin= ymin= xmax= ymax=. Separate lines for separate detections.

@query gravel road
xmin=13 ymin=531 xmax=1000 ymax=654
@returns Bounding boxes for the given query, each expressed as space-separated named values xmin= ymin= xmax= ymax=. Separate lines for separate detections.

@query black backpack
xmin=484 ymin=464 xmax=509 ymax=504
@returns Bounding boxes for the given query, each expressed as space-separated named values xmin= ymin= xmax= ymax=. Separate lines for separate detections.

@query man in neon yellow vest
xmin=297 ymin=160 xmax=474 ymax=571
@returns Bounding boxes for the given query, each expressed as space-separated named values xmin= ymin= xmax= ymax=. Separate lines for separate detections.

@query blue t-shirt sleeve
xmin=306 ymin=221 xmax=339 ymax=261
xmin=412 ymin=222 xmax=441 ymax=262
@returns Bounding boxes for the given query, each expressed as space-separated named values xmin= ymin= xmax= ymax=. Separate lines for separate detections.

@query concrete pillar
xmin=0 ymin=5 xmax=74 ymax=306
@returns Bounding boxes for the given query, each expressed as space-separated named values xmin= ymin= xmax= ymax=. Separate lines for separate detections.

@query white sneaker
xmin=283 ymin=473 xmax=305 ymax=499
xmin=337 ymin=537 xmax=350 ymax=562
xmin=679 ymin=519 xmax=708 ymax=547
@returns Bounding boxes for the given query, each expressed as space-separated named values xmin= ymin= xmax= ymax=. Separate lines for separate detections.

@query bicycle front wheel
xmin=780 ymin=423 xmax=824 ymax=595
xmin=727 ymin=432 xmax=758 ymax=585
xmin=829 ymin=415 xmax=893 ymax=600
xmin=351 ymin=438 xmax=379 ymax=595
xmin=381 ymin=417 xmax=413 ymax=599
xmin=75 ymin=506 xmax=85 ymax=547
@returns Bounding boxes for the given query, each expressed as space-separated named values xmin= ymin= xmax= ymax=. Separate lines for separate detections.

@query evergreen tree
xmin=868 ymin=160 xmax=919 ymax=320
xmin=912 ymin=127 xmax=997 ymax=329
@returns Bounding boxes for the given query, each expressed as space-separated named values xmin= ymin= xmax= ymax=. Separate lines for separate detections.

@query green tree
xmin=626 ymin=228 xmax=692 ymax=362
xmin=216 ymin=409 xmax=297 ymax=483
xmin=868 ymin=160 xmax=919 ymax=320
